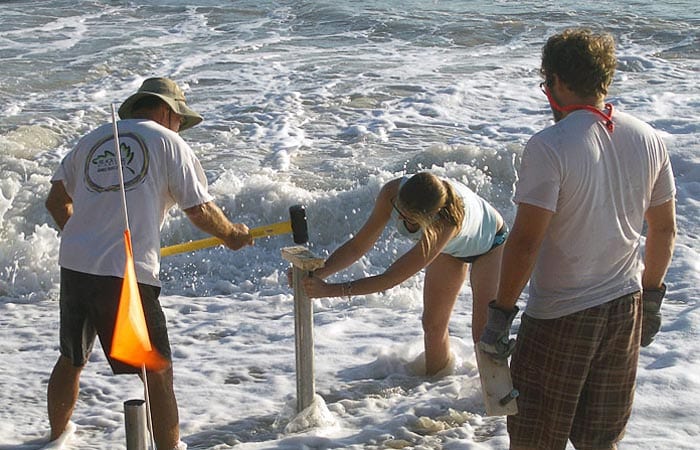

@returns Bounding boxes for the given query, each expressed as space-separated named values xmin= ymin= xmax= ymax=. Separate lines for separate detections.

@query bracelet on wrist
xmin=343 ymin=281 xmax=353 ymax=299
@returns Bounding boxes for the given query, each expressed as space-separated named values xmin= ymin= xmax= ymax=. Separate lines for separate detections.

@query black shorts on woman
xmin=455 ymin=224 xmax=508 ymax=264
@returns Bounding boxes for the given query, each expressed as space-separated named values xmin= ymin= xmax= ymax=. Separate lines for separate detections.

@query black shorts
xmin=59 ymin=267 xmax=172 ymax=374
xmin=456 ymin=224 xmax=509 ymax=264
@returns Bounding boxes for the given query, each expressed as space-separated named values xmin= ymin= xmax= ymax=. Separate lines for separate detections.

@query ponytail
xmin=441 ymin=181 xmax=465 ymax=229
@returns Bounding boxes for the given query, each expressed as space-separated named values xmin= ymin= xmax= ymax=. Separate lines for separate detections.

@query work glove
xmin=478 ymin=301 xmax=519 ymax=359
xmin=641 ymin=283 xmax=666 ymax=347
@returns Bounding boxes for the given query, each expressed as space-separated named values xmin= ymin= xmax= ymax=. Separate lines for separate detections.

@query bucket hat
xmin=118 ymin=77 xmax=203 ymax=131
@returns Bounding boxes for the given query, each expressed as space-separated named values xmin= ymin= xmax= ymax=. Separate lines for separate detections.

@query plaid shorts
xmin=508 ymin=291 xmax=642 ymax=450
xmin=59 ymin=267 xmax=172 ymax=374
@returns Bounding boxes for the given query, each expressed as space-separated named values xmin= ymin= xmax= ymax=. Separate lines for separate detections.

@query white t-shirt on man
xmin=52 ymin=119 xmax=214 ymax=287
xmin=515 ymin=109 xmax=675 ymax=319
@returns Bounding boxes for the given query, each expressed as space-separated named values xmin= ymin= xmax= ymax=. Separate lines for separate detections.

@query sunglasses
xmin=391 ymin=198 xmax=416 ymax=225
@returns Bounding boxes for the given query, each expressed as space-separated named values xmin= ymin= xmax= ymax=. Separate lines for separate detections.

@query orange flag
xmin=110 ymin=230 xmax=168 ymax=371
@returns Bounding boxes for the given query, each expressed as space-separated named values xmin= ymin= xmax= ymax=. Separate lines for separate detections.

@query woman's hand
xmin=302 ymin=275 xmax=331 ymax=298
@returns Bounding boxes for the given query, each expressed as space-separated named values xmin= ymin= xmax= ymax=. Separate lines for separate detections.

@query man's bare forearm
xmin=184 ymin=201 xmax=251 ymax=250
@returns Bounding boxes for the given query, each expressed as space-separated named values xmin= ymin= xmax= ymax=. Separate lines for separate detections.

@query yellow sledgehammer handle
xmin=160 ymin=220 xmax=292 ymax=257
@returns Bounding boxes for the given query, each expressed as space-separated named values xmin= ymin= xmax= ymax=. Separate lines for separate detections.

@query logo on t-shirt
xmin=85 ymin=133 xmax=149 ymax=192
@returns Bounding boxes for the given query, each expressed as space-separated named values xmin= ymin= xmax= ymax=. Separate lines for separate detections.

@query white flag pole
xmin=111 ymin=104 xmax=130 ymax=232
xmin=110 ymin=104 xmax=156 ymax=450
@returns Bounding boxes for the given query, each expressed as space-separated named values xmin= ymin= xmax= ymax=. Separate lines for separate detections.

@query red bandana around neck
xmin=542 ymin=84 xmax=615 ymax=133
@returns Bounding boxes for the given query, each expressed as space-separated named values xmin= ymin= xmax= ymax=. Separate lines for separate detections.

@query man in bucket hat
xmin=118 ymin=77 xmax=203 ymax=131
xmin=45 ymin=77 xmax=252 ymax=449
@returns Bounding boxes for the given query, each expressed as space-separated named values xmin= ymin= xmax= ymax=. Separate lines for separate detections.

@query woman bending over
xmin=302 ymin=172 xmax=507 ymax=376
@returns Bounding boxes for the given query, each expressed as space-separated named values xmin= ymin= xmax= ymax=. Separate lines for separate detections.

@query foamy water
xmin=1 ymin=1 xmax=698 ymax=448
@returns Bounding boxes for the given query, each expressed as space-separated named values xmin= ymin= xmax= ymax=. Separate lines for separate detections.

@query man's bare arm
xmin=45 ymin=181 xmax=73 ymax=230
xmin=183 ymin=202 xmax=252 ymax=250
xmin=494 ymin=203 xmax=553 ymax=311
xmin=643 ymin=200 xmax=676 ymax=289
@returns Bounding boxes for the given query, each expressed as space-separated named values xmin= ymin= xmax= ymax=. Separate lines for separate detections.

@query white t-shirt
xmin=52 ymin=119 xmax=214 ymax=286
xmin=515 ymin=109 xmax=675 ymax=319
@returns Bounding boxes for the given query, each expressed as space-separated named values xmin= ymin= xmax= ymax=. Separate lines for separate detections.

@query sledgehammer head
xmin=289 ymin=204 xmax=308 ymax=244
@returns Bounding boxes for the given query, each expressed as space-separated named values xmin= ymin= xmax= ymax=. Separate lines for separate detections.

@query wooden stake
xmin=281 ymin=246 xmax=325 ymax=412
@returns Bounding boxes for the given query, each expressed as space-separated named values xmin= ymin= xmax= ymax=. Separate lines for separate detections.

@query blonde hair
xmin=397 ymin=172 xmax=464 ymax=254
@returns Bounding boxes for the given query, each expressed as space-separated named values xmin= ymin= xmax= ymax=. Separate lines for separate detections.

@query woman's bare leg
xmin=469 ymin=244 xmax=504 ymax=342
xmin=422 ymin=254 xmax=468 ymax=375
